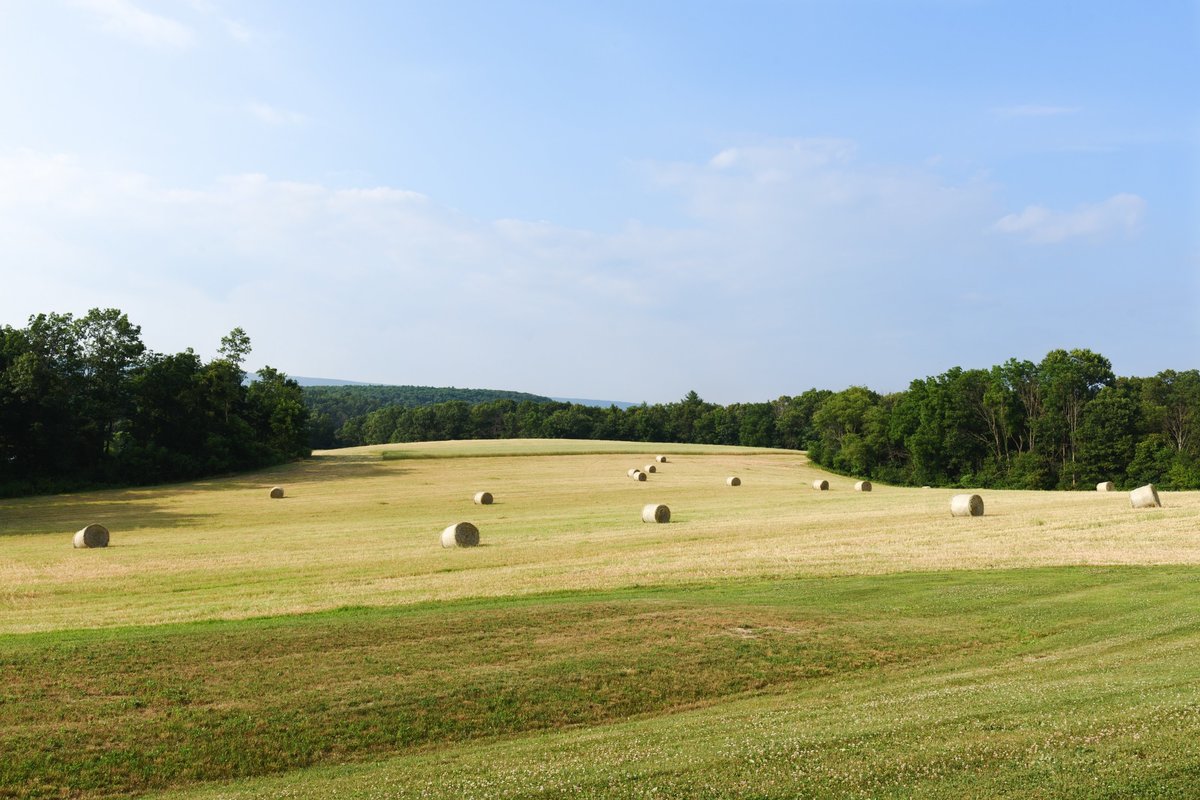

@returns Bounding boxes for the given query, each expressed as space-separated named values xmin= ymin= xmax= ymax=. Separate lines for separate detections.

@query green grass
xmin=3 ymin=567 xmax=1199 ymax=799
xmin=2 ymin=440 xmax=1199 ymax=798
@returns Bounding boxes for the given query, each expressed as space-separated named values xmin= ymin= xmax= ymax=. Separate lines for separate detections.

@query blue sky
xmin=1 ymin=1 xmax=1196 ymax=403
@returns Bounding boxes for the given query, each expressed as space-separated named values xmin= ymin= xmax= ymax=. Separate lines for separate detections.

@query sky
xmin=0 ymin=0 xmax=1196 ymax=404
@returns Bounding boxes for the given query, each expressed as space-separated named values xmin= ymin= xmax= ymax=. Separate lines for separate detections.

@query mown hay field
xmin=2 ymin=440 xmax=1198 ymax=798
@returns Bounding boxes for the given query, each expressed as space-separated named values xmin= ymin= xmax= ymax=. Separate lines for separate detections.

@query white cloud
xmin=647 ymin=138 xmax=995 ymax=283
xmin=70 ymin=0 xmax=194 ymax=49
xmin=246 ymin=102 xmax=308 ymax=126
xmin=993 ymin=193 xmax=1146 ymax=244
xmin=0 ymin=151 xmax=686 ymax=387
xmin=223 ymin=18 xmax=253 ymax=43
xmin=992 ymin=105 xmax=1081 ymax=118
xmin=704 ymin=138 xmax=856 ymax=176
xmin=0 ymin=144 xmax=1057 ymax=401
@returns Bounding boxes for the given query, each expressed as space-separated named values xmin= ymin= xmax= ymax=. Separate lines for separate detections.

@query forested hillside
xmin=328 ymin=349 xmax=1198 ymax=491
xmin=0 ymin=309 xmax=309 ymax=496
xmin=303 ymin=385 xmax=551 ymax=448
xmin=324 ymin=390 xmax=828 ymax=454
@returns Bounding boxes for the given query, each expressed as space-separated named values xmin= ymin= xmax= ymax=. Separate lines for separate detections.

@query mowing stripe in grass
xmin=2 ymin=566 xmax=1199 ymax=799
xmin=156 ymin=572 xmax=1200 ymax=799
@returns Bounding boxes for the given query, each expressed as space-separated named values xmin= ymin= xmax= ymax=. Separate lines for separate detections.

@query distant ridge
xmin=552 ymin=397 xmax=639 ymax=410
xmin=290 ymin=376 xmax=371 ymax=386
xmin=289 ymin=377 xmax=636 ymax=408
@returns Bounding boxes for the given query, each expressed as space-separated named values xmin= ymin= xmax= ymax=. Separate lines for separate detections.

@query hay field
xmin=2 ymin=440 xmax=1199 ymax=798
xmin=3 ymin=440 xmax=1197 ymax=636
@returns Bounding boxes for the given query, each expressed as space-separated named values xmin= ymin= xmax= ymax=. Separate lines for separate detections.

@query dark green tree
xmin=1038 ymin=349 xmax=1115 ymax=488
xmin=77 ymin=308 xmax=146 ymax=467
xmin=123 ymin=349 xmax=207 ymax=480
xmin=774 ymin=389 xmax=833 ymax=451
xmin=1076 ymin=383 xmax=1139 ymax=487
xmin=810 ymin=386 xmax=879 ymax=474
xmin=247 ymin=367 xmax=311 ymax=461
xmin=1143 ymin=369 xmax=1200 ymax=455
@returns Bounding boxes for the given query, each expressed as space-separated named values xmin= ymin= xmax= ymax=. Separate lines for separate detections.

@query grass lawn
xmin=1 ymin=440 xmax=1197 ymax=798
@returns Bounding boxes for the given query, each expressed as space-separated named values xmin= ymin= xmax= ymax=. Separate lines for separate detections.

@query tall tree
xmin=210 ymin=327 xmax=252 ymax=425
xmin=810 ymin=386 xmax=879 ymax=474
xmin=77 ymin=308 xmax=146 ymax=464
xmin=773 ymin=389 xmax=833 ymax=451
xmin=246 ymin=367 xmax=311 ymax=461
xmin=1076 ymin=383 xmax=1139 ymax=486
xmin=218 ymin=327 xmax=252 ymax=371
xmin=999 ymin=358 xmax=1040 ymax=454
xmin=1038 ymin=349 xmax=1115 ymax=488
xmin=1144 ymin=369 xmax=1200 ymax=454
xmin=9 ymin=313 xmax=85 ymax=476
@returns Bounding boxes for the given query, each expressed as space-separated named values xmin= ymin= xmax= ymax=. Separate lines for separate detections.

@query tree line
xmin=4 ymin=317 xmax=1195 ymax=496
xmin=807 ymin=349 xmax=1199 ymax=490
xmin=0 ymin=309 xmax=310 ymax=497
xmin=325 ymin=389 xmax=832 ymax=454
xmin=324 ymin=349 xmax=1198 ymax=490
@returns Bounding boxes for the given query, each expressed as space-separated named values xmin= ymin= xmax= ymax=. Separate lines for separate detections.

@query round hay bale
xmin=473 ymin=491 xmax=493 ymax=505
xmin=655 ymin=455 xmax=668 ymax=463
xmin=642 ymin=503 xmax=670 ymax=523
xmin=950 ymin=494 xmax=984 ymax=517
xmin=854 ymin=480 xmax=872 ymax=492
xmin=1096 ymin=481 xmax=1114 ymax=492
xmin=627 ymin=468 xmax=640 ymax=478
xmin=644 ymin=464 xmax=657 ymax=473
xmin=812 ymin=479 xmax=829 ymax=490
xmin=440 ymin=522 xmax=480 ymax=548
xmin=269 ymin=486 xmax=285 ymax=499
xmin=922 ymin=485 xmax=932 ymax=489
xmin=726 ymin=476 xmax=741 ymax=486
xmin=633 ymin=470 xmax=647 ymax=482
xmin=1129 ymin=484 xmax=1161 ymax=509
xmin=73 ymin=524 xmax=109 ymax=549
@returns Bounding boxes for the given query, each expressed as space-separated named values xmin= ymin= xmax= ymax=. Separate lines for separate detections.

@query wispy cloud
xmin=0 ymin=151 xmax=681 ymax=389
xmin=182 ymin=0 xmax=255 ymax=44
xmin=0 ymin=145 xmax=1003 ymax=398
xmin=9 ymin=146 xmax=1163 ymax=400
xmin=246 ymin=102 xmax=308 ymax=126
xmin=991 ymin=104 xmax=1081 ymax=118
xmin=70 ymin=0 xmax=194 ymax=49
xmin=648 ymin=137 xmax=993 ymax=273
xmin=223 ymin=18 xmax=253 ymax=43
xmin=706 ymin=138 xmax=856 ymax=174
xmin=993 ymin=193 xmax=1145 ymax=244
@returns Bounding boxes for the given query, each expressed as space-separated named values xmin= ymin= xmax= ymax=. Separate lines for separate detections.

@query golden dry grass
xmin=1 ymin=439 xmax=1197 ymax=635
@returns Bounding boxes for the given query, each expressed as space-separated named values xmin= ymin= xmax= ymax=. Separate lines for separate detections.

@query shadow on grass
xmin=0 ymin=457 xmax=417 ymax=537
xmin=107 ymin=457 xmax=411 ymax=495
xmin=278 ymin=455 xmax=410 ymax=483
xmin=0 ymin=499 xmax=212 ymax=537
